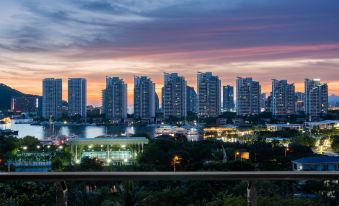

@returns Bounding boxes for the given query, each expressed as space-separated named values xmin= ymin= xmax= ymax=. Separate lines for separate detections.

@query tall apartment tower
xmin=260 ymin=93 xmax=267 ymax=112
xmin=305 ymin=79 xmax=328 ymax=121
xmin=295 ymin=92 xmax=305 ymax=113
xmin=162 ymin=73 xmax=187 ymax=119
xmin=236 ymin=77 xmax=261 ymax=116
xmin=197 ymin=72 xmax=221 ymax=118
xmin=271 ymin=79 xmax=296 ymax=116
xmin=68 ymin=78 xmax=87 ymax=118
xmin=134 ymin=76 xmax=155 ymax=120
xmin=42 ymin=78 xmax=62 ymax=120
xmin=223 ymin=85 xmax=235 ymax=112
xmin=102 ymin=77 xmax=127 ymax=122
xmin=187 ymin=86 xmax=197 ymax=113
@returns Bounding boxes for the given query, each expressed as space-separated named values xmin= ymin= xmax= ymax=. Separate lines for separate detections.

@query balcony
xmin=0 ymin=171 xmax=338 ymax=206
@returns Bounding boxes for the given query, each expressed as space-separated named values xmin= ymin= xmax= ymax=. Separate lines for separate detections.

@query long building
xmin=162 ymin=73 xmax=187 ymax=119
xmin=102 ymin=77 xmax=127 ymax=122
xmin=271 ymin=79 xmax=295 ymax=116
xmin=223 ymin=85 xmax=235 ymax=112
xmin=305 ymin=79 xmax=328 ymax=121
xmin=42 ymin=78 xmax=62 ymax=120
xmin=11 ymin=96 xmax=39 ymax=113
xmin=236 ymin=77 xmax=261 ymax=116
xmin=187 ymin=86 xmax=197 ymax=113
xmin=134 ymin=76 xmax=155 ymax=120
xmin=197 ymin=72 xmax=221 ymax=117
xmin=68 ymin=78 xmax=87 ymax=118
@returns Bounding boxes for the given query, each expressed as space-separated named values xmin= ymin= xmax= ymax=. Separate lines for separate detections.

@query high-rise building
xmin=197 ymin=72 xmax=221 ymax=117
xmin=260 ymin=93 xmax=266 ymax=112
xmin=42 ymin=78 xmax=62 ymax=120
xmin=102 ymin=77 xmax=127 ymax=122
xmin=155 ymin=92 xmax=160 ymax=114
xmin=186 ymin=86 xmax=197 ymax=113
xmin=265 ymin=93 xmax=272 ymax=112
xmin=305 ymin=79 xmax=328 ymax=121
xmin=295 ymin=92 xmax=305 ymax=113
xmin=236 ymin=77 xmax=261 ymax=116
xmin=68 ymin=78 xmax=87 ymax=118
xmin=223 ymin=85 xmax=235 ymax=112
xmin=271 ymin=79 xmax=296 ymax=115
xmin=134 ymin=76 xmax=155 ymax=120
xmin=162 ymin=73 xmax=187 ymax=119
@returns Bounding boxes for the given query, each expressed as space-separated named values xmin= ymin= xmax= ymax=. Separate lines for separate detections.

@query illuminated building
xmin=162 ymin=73 xmax=187 ymax=119
xmin=197 ymin=72 xmax=221 ymax=117
xmin=203 ymin=126 xmax=253 ymax=142
xmin=102 ymin=77 xmax=127 ymax=122
xmin=42 ymin=78 xmax=62 ymax=120
xmin=67 ymin=137 xmax=149 ymax=165
xmin=134 ymin=76 xmax=156 ymax=120
xmin=305 ymin=79 xmax=328 ymax=121
xmin=236 ymin=77 xmax=261 ymax=116
xmin=68 ymin=78 xmax=87 ymax=118
xmin=223 ymin=85 xmax=235 ymax=112
xmin=271 ymin=79 xmax=295 ymax=115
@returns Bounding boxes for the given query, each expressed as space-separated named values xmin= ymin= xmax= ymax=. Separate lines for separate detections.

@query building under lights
xmin=203 ymin=126 xmax=253 ymax=143
xmin=66 ymin=137 xmax=149 ymax=165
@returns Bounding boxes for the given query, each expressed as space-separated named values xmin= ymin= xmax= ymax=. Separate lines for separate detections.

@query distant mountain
xmin=0 ymin=83 xmax=38 ymax=111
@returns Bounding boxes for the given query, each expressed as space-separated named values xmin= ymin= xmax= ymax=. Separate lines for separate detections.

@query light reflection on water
xmin=1 ymin=122 xmax=156 ymax=139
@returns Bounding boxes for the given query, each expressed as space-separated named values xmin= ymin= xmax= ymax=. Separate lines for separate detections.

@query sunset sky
xmin=1 ymin=0 xmax=339 ymax=110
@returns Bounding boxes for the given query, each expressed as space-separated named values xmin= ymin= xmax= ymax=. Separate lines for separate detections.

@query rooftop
xmin=292 ymin=156 xmax=339 ymax=164
xmin=66 ymin=137 xmax=149 ymax=146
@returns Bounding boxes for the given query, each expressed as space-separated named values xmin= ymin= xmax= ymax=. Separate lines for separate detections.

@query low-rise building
xmin=203 ymin=126 xmax=253 ymax=142
xmin=292 ymin=156 xmax=339 ymax=171
xmin=66 ymin=137 xmax=149 ymax=165
xmin=304 ymin=120 xmax=339 ymax=130
xmin=266 ymin=124 xmax=303 ymax=132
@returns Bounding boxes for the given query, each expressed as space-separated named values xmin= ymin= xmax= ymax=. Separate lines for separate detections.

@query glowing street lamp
xmin=171 ymin=155 xmax=182 ymax=172
xmin=284 ymin=147 xmax=289 ymax=157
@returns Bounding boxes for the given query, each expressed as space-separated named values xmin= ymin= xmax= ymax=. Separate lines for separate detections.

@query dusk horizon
xmin=1 ymin=0 xmax=339 ymax=107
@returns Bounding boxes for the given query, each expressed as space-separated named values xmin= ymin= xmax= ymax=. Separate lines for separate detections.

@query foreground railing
xmin=0 ymin=171 xmax=338 ymax=206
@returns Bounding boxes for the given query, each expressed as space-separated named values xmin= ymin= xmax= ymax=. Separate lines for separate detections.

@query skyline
xmin=1 ymin=0 xmax=339 ymax=107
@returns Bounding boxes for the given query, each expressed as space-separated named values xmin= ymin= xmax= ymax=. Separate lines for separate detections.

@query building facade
xmin=42 ymin=78 xmax=62 ymax=120
xmin=162 ymin=73 xmax=187 ymax=119
xmin=295 ymin=92 xmax=305 ymax=113
xmin=134 ymin=76 xmax=156 ymax=120
xmin=236 ymin=77 xmax=261 ymax=116
xmin=68 ymin=78 xmax=87 ymax=118
xmin=271 ymin=79 xmax=296 ymax=116
xmin=305 ymin=79 xmax=328 ymax=121
xmin=223 ymin=85 xmax=235 ymax=112
xmin=11 ymin=96 xmax=39 ymax=113
xmin=102 ymin=77 xmax=127 ymax=122
xmin=197 ymin=72 xmax=221 ymax=117
xmin=186 ymin=86 xmax=197 ymax=113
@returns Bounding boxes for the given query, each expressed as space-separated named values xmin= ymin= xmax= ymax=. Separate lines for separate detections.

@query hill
xmin=0 ymin=83 xmax=37 ymax=111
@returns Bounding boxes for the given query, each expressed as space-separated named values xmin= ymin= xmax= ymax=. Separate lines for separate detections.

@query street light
xmin=284 ymin=147 xmax=289 ymax=157
xmin=171 ymin=155 xmax=182 ymax=172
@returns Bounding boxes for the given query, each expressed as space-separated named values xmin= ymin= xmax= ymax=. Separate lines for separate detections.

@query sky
xmin=0 ymin=0 xmax=339 ymax=110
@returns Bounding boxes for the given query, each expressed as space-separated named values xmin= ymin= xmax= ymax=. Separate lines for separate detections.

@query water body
xmin=1 ymin=122 xmax=156 ymax=139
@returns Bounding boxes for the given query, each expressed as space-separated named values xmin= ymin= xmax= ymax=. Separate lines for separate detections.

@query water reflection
xmin=1 ymin=122 xmax=156 ymax=139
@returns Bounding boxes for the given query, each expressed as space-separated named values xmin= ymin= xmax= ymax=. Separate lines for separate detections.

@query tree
xmin=331 ymin=136 xmax=339 ymax=153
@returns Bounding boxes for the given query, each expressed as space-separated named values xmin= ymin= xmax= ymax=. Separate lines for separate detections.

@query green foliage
xmin=78 ymin=156 xmax=104 ymax=171
xmin=18 ymin=136 xmax=40 ymax=151
xmin=293 ymin=135 xmax=316 ymax=147
xmin=331 ymin=135 xmax=339 ymax=153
